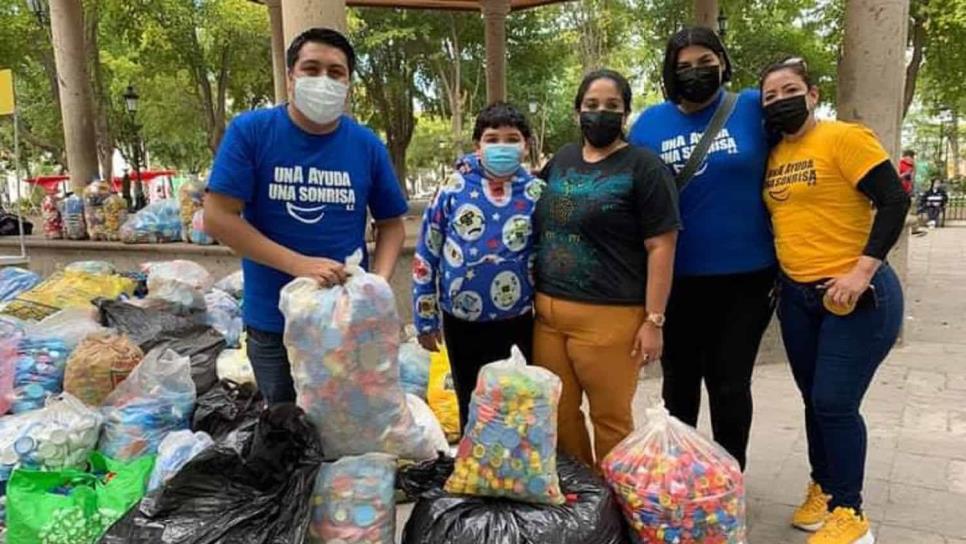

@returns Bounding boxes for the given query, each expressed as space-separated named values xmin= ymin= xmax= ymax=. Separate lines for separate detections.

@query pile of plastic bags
xmin=119 ymin=199 xmax=181 ymax=244
xmin=601 ymin=403 xmax=747 ymax=544
xmin=98 ymin=349 xmax=197 ymax=460
xmin=280 ymin=251 xmax=436 ymax=461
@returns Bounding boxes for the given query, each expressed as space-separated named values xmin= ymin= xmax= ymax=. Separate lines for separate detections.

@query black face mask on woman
xmin=764 ymin=94 xmax=811 ymax=135
xmin=676 ymin=66 xmax=721 ymax=103
xmin=580 ymin=110 xmax=624 ymax=148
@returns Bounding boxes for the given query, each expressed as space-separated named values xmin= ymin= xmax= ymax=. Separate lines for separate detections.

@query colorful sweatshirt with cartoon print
xmin=412 ymin=153 xmax=544 ymax=334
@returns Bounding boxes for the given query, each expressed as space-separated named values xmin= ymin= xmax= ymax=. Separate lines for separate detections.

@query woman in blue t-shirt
xmin=628 ymin=27 xmax=777 ymax=470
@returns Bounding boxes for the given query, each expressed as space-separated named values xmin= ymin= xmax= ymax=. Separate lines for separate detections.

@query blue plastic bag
xmin=0 ymin=268 xmax=40 ymax=303
xmin=119 ymin=199 xmax=181 ymax=244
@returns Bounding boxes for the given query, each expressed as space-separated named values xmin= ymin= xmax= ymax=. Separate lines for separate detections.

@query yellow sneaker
xmin=792 ymin=482 xmax=831 ymax=531
xmin=807 ymin=507 xmax=874 ymax=544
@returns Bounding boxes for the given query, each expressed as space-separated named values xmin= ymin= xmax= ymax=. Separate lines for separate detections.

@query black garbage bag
xmin=97 ymin=298 xmax=225 ymax=394
xmin=397 ymin=452 xmax=455 ymax=501
xmin=100 ymin=403 xmax=324 ymax=544
xmin=193 ymin=379 xmax=265 ymax=441
xmin=402 ymin=455 xmax=629 ymax=544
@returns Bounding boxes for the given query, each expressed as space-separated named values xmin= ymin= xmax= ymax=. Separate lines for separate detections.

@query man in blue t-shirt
xmin=204 ymin=27 xmax=408 ymax=404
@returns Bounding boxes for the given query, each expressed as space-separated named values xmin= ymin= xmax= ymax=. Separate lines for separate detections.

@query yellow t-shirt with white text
xmin=764 ymin=120 xmax=889 ymax=282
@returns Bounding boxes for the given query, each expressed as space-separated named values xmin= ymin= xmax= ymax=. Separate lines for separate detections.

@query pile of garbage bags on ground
xmin=38 ymin=178 xmax=217 ymax=246
xmin=0 ymin=250 xmax=748 ymax=544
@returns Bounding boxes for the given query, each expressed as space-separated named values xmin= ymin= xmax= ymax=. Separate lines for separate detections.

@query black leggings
xmin=442 ymin=312 xmax=534 ymax=432
xmin=661 ymin=267 xmax=776 ymax=470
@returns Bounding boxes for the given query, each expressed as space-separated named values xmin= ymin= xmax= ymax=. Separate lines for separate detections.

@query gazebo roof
xmin=251 ymin=0 xmax=568 ymax=11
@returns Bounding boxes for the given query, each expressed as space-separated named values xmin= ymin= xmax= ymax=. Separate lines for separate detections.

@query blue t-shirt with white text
xmin=207 ymin=105 xmax=408 ymax=333
xmin=629 ymin=89 xmax=776 ymax=276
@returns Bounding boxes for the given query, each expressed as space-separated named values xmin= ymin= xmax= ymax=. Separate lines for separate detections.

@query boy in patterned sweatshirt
xmin=412 ymin=102 xmax=544 ymax=432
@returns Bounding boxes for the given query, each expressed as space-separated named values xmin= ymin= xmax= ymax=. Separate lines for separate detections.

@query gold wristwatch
xmin=644 ymin=313 xmax=666 ymax=328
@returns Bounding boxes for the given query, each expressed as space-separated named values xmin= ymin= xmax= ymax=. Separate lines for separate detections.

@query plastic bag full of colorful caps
xmin=307 ymin=452 xmax=396 ymax=544
xmin=144 ymin=260 xmax=214 ymax=314
xmin=9 ymin=309 xmax=109 ymax=414
xmin=190 ymin=208 xmax=215 ymax=245
xmin=0 ymin=393 xmax=103 ymax=492
xmin=98 ymin=348 xmax=196 ymax=460
xmin=445 ymin=346 xmax=565 ymax=505
xmin=600 ymin=403 xmax=747 ymax=544
xmin=179 ymin=179 xmax=205 ymax=243
xmin=83 ymin=180 xmax=128 ymax=241
xmin=398 ymin=341 xmax=431 ymax=399
xmin=279 ymin=250 xmax=436 ymax=461
xmin=119 ymin=198 xmax=181 ymax=244
xmin=63 ymin=333 xmax=143 ymax=407
xmin=41 ymin=193 xmax=63 ymax=239
xmin=61 ymin=193 xmax=87 ymax=240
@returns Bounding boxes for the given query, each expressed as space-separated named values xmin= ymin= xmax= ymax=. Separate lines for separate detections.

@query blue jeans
xmin=246 ymin=326 xmax=297 ymax=404
xmin=777 ymin=265 xmax=903 ymax=511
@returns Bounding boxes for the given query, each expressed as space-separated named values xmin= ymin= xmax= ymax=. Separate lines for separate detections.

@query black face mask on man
xmin=580 ymin=110 xmax=625 ymax=148
xmin=676 ymin=66 xmax=722 ymax=103
xmin=764 ymin=94 xmax=811 ymax=135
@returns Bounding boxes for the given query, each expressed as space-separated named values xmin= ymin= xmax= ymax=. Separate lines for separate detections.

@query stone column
xmin=481 ymin=0 xmax=510 ymax=104
xmin=266 ymin=0 xmax=288 ymax=104
xmin=694 ymin=0 xmax=718 ymax=30
xmin=837 ymin=0 xmax=911 ymax=291
xmin=49 ymin=0 xmax=99 ymax=191
xmin=281 ymin=0 xmax=347 ymax=47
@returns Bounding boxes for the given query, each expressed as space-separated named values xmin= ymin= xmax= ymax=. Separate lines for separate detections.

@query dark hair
xmin=662 ymin=27 xmax=733 ymax=104
xmin=574 ymin=69 xmax=633 ymax=113
xmin=286 ymin=27 xmax=356 ymax=74
xmin=759 ymin=56 xmax=814 ymax=90
xmin=472 ymin=102 xmax=532 ymax=142
xmin=902 ymin=149 xmax=916 ymax=157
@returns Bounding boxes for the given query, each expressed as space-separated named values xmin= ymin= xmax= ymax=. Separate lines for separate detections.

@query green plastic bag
xmin=5 ymin=452 xmax=155 ymax=544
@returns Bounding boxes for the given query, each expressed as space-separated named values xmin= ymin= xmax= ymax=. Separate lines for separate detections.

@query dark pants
xmin=442 ymin=312 xmax=534 ymax=432
xmin=246 ymin=326 xmax=297 ymax=404
xmin=661 ymin=267 xmax=777 ymax=470
xmin=778 ymin=265 xmax=903 ymax=511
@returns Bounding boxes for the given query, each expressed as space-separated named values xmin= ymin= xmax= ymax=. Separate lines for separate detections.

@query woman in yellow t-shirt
xmin=760 ymin=57 xmax=910 ymax=544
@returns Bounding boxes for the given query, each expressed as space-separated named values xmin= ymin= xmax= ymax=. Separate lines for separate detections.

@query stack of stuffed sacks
xmin=0 ymin=393 xmax=103 ymax=520
xmin=279 ymin=250 xmax=436 ymax=461
xmin=601 ymin=403 xmax=747 ymax=544
xmin=178 ymin=180 xmax=205 ymax=243
xmin=119 ymin=199 xmax=181 ymax=244
xmin=83 ymin=180 xmax=128 ymax=241
xmin=41 ymin=193 xmax=62 ymax=239
xmin=98 ymin=348 xmax=196 ymax=460
xmin=307 ymin=453 xmax=397 ymax=544
xmin=8 ymin=309 xmax=109 ymax=413
xmin=61 ymin=193 xmax=87 ymax=240
xmin=444 ymin=346 xmax=564 ymax=504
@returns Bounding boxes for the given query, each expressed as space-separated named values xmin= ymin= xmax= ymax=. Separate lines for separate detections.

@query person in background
xmin=533 ymin=69 xmax=680 ymax=467
xmin=629 ymin=27 xmax=776 ymax=470
xmin=918 ymin=177 xmax=949 ymax=228
xmin=413 ymin=102 xmax=541 ymax=432
xmin=204 ymin=27 xmax=408 ymax=404
xmin=898 ymin=149 xmax=916 ymax=196
xmin=761 ymin=56 xmax=909 ymax=544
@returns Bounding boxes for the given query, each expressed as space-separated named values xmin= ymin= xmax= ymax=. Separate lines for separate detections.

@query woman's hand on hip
xmin=823 ymin=256 xmax=881 ymax=307
xmin=631 ymin=323 xmax=662 ymax=366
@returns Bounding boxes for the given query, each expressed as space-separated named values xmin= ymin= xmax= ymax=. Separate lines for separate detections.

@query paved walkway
xmin=396 ymin=225 xmax=966 ymax=543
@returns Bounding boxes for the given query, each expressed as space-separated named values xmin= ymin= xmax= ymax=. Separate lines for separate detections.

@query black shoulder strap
xmin=675 ymin=91 xmax=739 ymax=191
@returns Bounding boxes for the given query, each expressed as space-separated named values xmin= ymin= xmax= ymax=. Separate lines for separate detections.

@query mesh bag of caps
xmin=279 ymin=250 xmax=436 ymax=461
xmin=601 ymin=403 xmax=747 ymax=544
xmin=445 ymin=346 xmax=564 ymax=504
xmin=83 ymin=180 xmax=128 ymax=241
xmin=63 ymin=332 xmax=143 ymax=407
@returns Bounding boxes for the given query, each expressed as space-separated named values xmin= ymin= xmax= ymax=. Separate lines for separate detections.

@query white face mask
xmin=293 ymin=75 xmax=348 ymax=126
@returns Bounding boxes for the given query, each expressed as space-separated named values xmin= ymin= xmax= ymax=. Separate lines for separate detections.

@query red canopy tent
xmin=25 ymin=170 xmax=178 ymax=194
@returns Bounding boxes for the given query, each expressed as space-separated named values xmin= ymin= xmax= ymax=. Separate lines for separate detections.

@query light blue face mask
xmin=481 ymin=143 xmax=523 ymax=178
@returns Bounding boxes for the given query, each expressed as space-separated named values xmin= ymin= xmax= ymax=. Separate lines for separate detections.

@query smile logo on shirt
xmin=285 ymin=203 xmax=327 ymax=224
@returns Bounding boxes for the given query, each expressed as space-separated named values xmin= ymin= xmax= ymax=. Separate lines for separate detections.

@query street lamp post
xmin=528 ymin=100 xmax=539 ymax=168
xmin=939 ymin=108 xmax=954 ymax=179
xmin=123 ymin=84 xmax=146 ymax=210
xmin=25 ymin=0 xmax=49 ymax=28
xmin=717 ymin=8 xmax=728 ymax=39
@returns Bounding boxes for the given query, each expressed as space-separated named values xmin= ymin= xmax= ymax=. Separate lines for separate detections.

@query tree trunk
xmin=85 ymin=0 xmax=113 ymax=181
xmin=49 ymin=0 xmax=100 ymax=191
xmin=694 ymin=0 xmax=718 ymax=29
xmin=481 ymin=0 xmax=509 ymax=103
xmin=903 ymin=1 xmax=928 ymax=119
